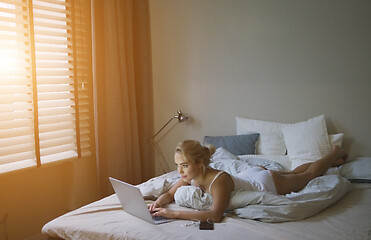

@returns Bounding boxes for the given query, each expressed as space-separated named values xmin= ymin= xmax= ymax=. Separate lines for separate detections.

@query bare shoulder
xmin=211 ymin=172 xmax=234 ymax=193
xmin=220 ymin=172 xmax=234 ymax=186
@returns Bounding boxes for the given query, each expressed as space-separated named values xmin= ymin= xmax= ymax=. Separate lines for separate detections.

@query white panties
xmin=232 ymin=167 xmax=277 ymax=194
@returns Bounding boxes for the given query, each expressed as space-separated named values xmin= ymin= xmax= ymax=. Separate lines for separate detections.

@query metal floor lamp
xmin=150 ymin=110 xmax=189 ymax=173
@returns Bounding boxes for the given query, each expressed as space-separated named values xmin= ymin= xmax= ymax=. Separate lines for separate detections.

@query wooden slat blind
xmin=0 ymin=0 xmax=35 ymax=168
xmin=0 ymin=0 xmax=93 ymax=173
xmin=73 ymin=0 xmax=92 ymax=158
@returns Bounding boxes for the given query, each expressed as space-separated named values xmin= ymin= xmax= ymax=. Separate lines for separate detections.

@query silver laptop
xmin=109 ymin=177 xmax=173 ymax=224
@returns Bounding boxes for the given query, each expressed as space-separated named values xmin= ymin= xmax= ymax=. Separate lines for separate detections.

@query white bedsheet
xmin=42 ymin=183 xmax=371 ymax=240
xmin=174 ymin=175 xmax=351 ymax=222
xmin=42 ymin=157 xmax=369 ymax=240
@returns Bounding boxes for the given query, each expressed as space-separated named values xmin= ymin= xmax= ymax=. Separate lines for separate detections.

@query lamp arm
xmin=149 ymin=110 xmax=189 ymax=173
xmin=150 ymin=117 xmax=175 ymax=139
xmin=149 ymin=139 xmax=169 ymax=173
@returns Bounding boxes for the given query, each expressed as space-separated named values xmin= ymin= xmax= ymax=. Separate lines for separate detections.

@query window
xmin=0 ymin=0 xmax=93 ymax=173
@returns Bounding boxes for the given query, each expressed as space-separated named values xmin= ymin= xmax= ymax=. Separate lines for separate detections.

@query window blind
xmin=0 ymin=0 xmax=93 ymax=173
xmin=73 ymin=0 xmax=92 ymax=158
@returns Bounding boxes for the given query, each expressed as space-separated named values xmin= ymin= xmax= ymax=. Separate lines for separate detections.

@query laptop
xmin=109 ymin=177 xmax=174 ymax=224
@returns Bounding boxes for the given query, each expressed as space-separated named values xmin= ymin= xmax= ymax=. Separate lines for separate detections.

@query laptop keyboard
xmin=152 ymin=215 xmax=168 ymax=221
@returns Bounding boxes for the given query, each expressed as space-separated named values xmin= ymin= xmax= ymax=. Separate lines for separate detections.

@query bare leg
xmin=303 ymin=145 xmax=347 ymax=176
xmin=271 ymin=146 xmax=347 ymax=195
xmin=282 ymin=146 xmax=347 ymax=175
xmin=283 ymin=163 xmax=312 ymax=174
xmin=280 ymin=161 xmax=339 ymax=175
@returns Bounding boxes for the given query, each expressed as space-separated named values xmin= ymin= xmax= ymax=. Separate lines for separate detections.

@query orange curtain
xmin=93 ymin=0 xmax=154 ymax=197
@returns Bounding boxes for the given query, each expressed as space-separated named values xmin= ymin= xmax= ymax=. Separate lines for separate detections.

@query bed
xmin=42 ymin=115 xmax=371 ymax=240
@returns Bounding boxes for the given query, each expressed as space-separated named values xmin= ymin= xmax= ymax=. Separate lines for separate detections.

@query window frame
xmin=0 ymin=0 xmax=94 ymax=174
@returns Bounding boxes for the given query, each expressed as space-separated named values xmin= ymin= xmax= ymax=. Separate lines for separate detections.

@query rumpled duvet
xmin=138 ymin=157 xmax=352 ymax=222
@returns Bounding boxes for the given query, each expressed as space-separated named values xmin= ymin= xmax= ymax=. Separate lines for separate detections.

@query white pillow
xmin=236 ymin=117 xmax=288 ymax=155
xmin=339 ymin=157 xmax=371 ymax=180
xmin=287 ymin=133 xmax=343 ymax=170
xmin=329 ymin=133 xmax=344 ymax=148
xmin=282 ymin=115 xmax=332 ymax=170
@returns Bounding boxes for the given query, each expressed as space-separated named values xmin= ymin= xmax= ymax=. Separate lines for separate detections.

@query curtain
xmin=93 ymin=0 xmax=154 ymax=197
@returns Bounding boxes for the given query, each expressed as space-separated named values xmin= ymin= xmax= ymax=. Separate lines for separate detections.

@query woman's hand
xmin=151 ymin=207 xmax=178 ymax=219
xmin=148 ymin=201 xmax=161 ymax=213
xmin=148 ymin=179 xmax=189 ymax=213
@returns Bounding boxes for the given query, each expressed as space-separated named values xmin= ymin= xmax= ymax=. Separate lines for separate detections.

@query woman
xmin=148 ymin=140 xmax=347 ymax=223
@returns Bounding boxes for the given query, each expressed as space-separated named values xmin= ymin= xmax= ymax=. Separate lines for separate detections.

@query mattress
xmin=42 ymin=155 xmax=371 ymax=240
xmin=42 ymin=183 xmax=371 ymax=240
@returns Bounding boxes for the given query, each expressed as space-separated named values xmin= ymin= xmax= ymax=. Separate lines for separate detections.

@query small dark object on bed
xmin=199 ymin=221 xmax=214 ymax=230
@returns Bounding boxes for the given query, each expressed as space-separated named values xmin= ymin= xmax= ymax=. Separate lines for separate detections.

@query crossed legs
xmin=270 ymin=146 xmax=347 ymax=195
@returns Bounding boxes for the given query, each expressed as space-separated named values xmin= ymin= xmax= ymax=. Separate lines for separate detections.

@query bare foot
xmin=333 ymin=145 xmax=348 ymax=159
xmin=332 ymin=145 xmax=348 ymax=167
xmin=332 ymin=158 xmax=345 ymax=167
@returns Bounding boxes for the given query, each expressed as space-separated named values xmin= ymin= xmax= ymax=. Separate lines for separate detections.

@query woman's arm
xmin=152 ymin=174 xmax=234 ymax=222
xmin=148 ymin=178 xmax=189 ymax=212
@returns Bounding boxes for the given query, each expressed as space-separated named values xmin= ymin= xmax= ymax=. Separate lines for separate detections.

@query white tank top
xmin=194 ymin=167 xmax=272 ymax=194
xmin=231 ymin=173 xmax=266 ymax=192
xmin=210 ymin=169 xmax=268 ymax=193
xmin=191 ymin=171 xmax=227 ymax=194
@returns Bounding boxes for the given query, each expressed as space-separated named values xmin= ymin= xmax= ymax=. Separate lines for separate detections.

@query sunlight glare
xmin=0 ymin=49 xmax=19 ymax=79
xmin=0 ymin=53 xmax=17 ymax=68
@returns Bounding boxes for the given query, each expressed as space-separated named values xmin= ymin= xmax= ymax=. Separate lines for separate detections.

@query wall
xmin=0 ymin=157 xmax=100 ymax=240
xmin=149 ymin=0 xmax=371 ymax=174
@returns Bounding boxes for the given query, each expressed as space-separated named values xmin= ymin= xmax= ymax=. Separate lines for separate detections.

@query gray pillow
xmin=203 ymin=133 xmax=259 ymax=156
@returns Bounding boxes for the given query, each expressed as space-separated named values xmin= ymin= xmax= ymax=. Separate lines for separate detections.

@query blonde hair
xmin=175 ymin=140 xmax=216 ymax=166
